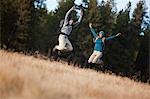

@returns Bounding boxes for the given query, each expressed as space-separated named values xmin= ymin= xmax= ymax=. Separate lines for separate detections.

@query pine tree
xmin=98 ymin=0 xmax=115 ymax=34
xmin=133 ymin=0 xmax=150 ymax=82
xmin=12 ymin=0 xmax=32 ymax=51
xmin=127 ymin=0 xmax=147 ymax=76
xmin=1 ymin=0 xmax=18 ymax=49
xmin=134 ymin=27 xmax=149 ymax=82
xmin=55 ymin=0 xmax=75 ymax=21
xmin=104 ymin=2 xmax=132 ymax=75
xmin=1 ymin=0 xmax=35 ymax=51
xmin=130 ymin=0 xmax=146 ymax=55
xmin=27 ymin=0 xmax=49 ymax=52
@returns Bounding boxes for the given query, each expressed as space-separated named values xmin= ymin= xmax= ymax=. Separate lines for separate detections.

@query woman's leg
xmin=96 ymin=59 xmax=103 ymax=65
xmin=88 ymin=51 xmax=96 ymax=63
xmin=92 ymin=51 xmax=103 ymax=64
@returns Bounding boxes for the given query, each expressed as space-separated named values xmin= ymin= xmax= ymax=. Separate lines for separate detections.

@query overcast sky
xmin=46 ymin=0 xmax=150 ymax=15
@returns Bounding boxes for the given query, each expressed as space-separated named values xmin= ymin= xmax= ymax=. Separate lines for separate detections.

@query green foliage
xmin=104 ymin=2 xmax=132 ymax=73
xmin=1 ymin=0 xmax=18 ymax=49
xmin=134 ymin=26 xmax=150 ymax=82
xmin=55 ymin=0 xmax=75 ymax=21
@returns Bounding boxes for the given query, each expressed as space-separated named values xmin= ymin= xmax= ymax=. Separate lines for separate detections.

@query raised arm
xmin=89 ymin=23 xmax=98 ymax=38
xmin=63 ymin=6 xmax=75 ymax=27
xmin=105 ymin=33 xmax=121 ymax=41
xmin=73 ymin=9 xmax=83 ymax=27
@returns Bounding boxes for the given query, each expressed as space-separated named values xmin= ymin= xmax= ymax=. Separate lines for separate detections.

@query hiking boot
xmin=58 ymin=50 xmax=62 ymax=56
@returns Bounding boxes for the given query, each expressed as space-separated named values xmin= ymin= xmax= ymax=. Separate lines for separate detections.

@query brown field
xmin=0 ymin=50 xmax=150 ymax=99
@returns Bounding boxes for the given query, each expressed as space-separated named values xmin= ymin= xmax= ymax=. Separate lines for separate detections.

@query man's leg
xmin=53 ymin=35 xmax=67 ymax=51
xmin=65 ymin=38 xmax=73 ymax=52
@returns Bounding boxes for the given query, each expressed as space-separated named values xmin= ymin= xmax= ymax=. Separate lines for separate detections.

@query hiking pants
xmin=88 ymin=50 xmax=103 ymax=64
xmin=55 ymin=34 xmax=73 ymax=52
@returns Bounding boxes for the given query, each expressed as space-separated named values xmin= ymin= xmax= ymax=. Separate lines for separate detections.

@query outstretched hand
xmin=89 ymin=23 xmax=92 ymax=28
xmin=116 ymin=33 xmax=121 ymax=37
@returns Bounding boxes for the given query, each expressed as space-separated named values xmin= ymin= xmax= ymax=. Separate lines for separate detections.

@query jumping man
xmin=53 ymin=6 xmax=83 ymax=53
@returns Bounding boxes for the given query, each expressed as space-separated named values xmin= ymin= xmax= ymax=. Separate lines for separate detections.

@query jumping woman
xmin=88 ymin=23 xmax=121 ymax=65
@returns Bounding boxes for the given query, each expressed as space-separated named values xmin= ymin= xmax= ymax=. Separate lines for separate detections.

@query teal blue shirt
xmin=90 ymin=28 xmax=116 ymax=52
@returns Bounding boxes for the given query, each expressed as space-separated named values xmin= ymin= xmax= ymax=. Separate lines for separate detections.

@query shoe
xmin=58 ymin=50 xmax=61 ymax=56
xmin=52 ymin=48 xmax=58 ymax=56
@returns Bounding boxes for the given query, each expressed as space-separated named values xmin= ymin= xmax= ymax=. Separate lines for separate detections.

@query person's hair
xmin=99 ymin=31 xmax=105 ymax=37
xmin=68 ymin=15 xmax=73 ymax=21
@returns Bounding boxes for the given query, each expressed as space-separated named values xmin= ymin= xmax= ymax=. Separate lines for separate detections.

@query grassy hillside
xmin=0 ymin=50 xmax=150 ymax=99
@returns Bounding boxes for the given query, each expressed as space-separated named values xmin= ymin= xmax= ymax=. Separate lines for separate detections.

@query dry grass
xmin=0 ymin=50 xmax=150 ymax=99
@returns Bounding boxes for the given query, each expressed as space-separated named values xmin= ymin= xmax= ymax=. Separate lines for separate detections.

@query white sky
xmin=46 ymin=0 xmax=150 ymax=15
